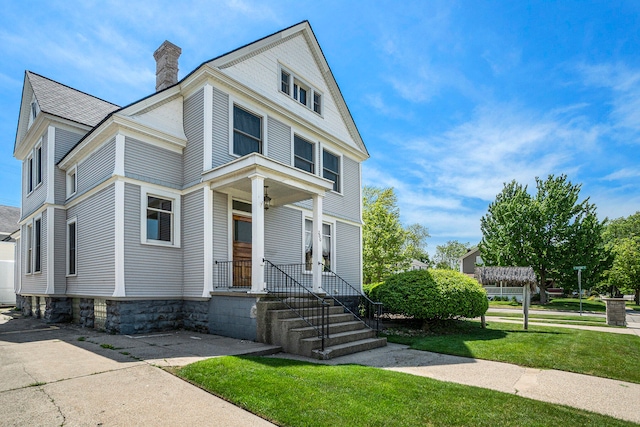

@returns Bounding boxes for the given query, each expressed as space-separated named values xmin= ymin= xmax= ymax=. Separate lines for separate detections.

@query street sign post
xmin=574 ymin=266 xmax=586 ymax=315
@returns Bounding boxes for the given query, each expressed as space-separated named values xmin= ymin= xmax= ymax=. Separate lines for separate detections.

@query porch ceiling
xmin=201 ymin=153 xmax=334 ymax=206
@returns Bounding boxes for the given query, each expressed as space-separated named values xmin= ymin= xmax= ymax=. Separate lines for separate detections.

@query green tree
xmin=607 ymin=237 xmax=640 ymax=304
xmin=434 ymin=240 xmax=470 ymax=270
xmin=601 ymin=212 xmax=640 ymax=298
xmin=403 ymin=223 xmax=431 ymax=265
xmin=362 ymin=186 xmax=408 ymax=283
xmin=479 ymin=174 xmax=607 ymax=304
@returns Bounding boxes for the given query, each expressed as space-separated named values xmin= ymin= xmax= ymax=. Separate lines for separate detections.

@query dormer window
xmin=279 ymin=65 xmax=322 ymax=115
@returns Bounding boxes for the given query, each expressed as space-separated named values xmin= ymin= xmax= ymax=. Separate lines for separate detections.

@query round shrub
xmin=374 ymin=269 xmax=488 ymax=321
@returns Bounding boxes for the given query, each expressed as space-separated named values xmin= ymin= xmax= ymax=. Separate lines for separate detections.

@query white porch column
xmin=312 ymin=193 xmax=324 ymax=293
xmin=249 ymin=174 xmax=266 ymax=293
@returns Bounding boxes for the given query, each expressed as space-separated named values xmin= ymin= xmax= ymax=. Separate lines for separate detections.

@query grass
xmin=177 ymin=356 xmax=635 ymax=427
xmin=484 ymin=312 xmax=611 ymax=327
xmin=489 ymin=298 xmax=640 ymax=312
xmin=384 ymin=320 xmax=640 ymax=384
xmin=99 ymin=343 xmax=116 ymax=350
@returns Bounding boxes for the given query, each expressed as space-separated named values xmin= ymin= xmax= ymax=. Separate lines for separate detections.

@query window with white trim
xmin=27 ymin=155 xmax=33 ymax=193
xmin=322 ymin=149 xmax=340 ymax=192
xmin=34 ymin=218 xmax=41 ymax=273
xmin=141 ymin=187 xmax=181 ymax=247
xmin=66 ymin=166 xmax=77 ymax=198
xmin=233 ymin=105 xmax=262 ymax=156
xmin=67 ymin=219 xmax=77 ymax=276
xmin=28 ymin=96 xmax=39 ymax=128
xmin=26 ymin=223 xmax=33 ymax=274
xmin=34 ymin=144 xmax=42 ymax=187
xmin=304 ymin=219 xmax=332 ymax=272
xmin=293 ymin=135 xmax=314 ymax=173
xmin=279 ymin=66 xmax=322 ymax=115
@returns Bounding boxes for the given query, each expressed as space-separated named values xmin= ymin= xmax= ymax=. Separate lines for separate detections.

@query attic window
xmin=28 ymin=98 xmax=39 ymax=128
xmin=279 ymin=66 xmax=322 ymax=115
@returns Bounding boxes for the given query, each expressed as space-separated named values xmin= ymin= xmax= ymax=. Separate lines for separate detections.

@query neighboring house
xmin=12 ymin=21 xmax=374 ymax=350
xmin=410 ymin=259 xmax=429 ymax=270
xmin=0 ymin=205 xmax=20 ymax=305
xmin=459 ymin=246 xmax=482 ymax=276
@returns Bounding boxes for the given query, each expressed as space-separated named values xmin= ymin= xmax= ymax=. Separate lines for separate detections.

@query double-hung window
xmin=34 ymin=145 xmax=42 ymax=187
xmin=34 ymin=218 xmax=41 ymax=273
xmin=142 ymin=187 xmax=181 ymax=247
xmin=67 ymin=219 xmax=77 ymax=276
xmin=66 ymin=166 xmax=77 ymax=198
xmin=294 ymin=135 xmax=314 ymax=173
xmin=233 ymin=106 xmax=262 ymax=157
xmin=322 ymin=150 xmax=340 ymax=192
xmin=304 ymin=219 xmax=332 ymax=272
xmin=27 ymin=156 xmax=34 ymax=193
xmin=26 ymin=223 xmax=33 ymax=274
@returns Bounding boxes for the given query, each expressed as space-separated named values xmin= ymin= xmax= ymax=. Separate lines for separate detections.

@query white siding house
xmin=12 ymin=22 xmax=371 ymax=341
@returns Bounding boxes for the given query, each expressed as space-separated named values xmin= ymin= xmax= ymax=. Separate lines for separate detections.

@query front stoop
xmin=256 ymin=297 xmax=386 ymax=360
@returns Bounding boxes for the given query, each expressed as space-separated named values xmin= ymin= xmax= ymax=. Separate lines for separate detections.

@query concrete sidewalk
xmin=273 ymin=343 xmax=640 ymax=424
xmin=0 ymin=309 xmax=280 ymax=426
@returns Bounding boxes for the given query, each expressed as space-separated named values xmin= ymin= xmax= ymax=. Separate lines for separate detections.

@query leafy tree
xmin=479 ymin=174 xmax=607 ymax=304
xmin=607 ymin=238 xmax=640 ymax=304
xmin=362 ymin=186 xmax=408 ymax=283
xmin=601 ymin=212 xmax=640 ymax=299
xmin=434 ymin=240 xmax=470 ymax=270
xmin=403 ymin=223 xmax=431 ymax=265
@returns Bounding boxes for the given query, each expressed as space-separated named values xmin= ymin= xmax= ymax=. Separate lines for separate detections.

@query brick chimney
xmin=153 ymin=40 xmax=181 ymax=92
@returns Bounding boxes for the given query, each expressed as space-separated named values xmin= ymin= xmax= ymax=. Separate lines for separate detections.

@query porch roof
xmin=201 ymin=153 xmax=334 ymax=206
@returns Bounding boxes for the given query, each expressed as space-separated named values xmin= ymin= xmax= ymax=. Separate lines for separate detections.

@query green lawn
xmin=489 ymin=298 xmax=640 ymax=312
xmin=484 ymin=311 xmax=611 ymax=327
xmin=384 ymin=320 xmax=640 ymax=384
xmin=177 ymin=356 xmax=635 ymax=427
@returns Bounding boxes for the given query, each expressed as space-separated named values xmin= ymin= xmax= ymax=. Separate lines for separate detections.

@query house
xmin=459 ymin=246 xmax=482 ymax=276
xmin=12 ymin=21 xmax=384 ymax=357
xmin=0 ymin=205 xmax=20 ymax=305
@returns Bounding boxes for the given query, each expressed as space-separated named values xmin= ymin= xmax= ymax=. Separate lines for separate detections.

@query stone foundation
xmin=15 ymin=294 xmax=29 ymax=314
xmin=182 ymin=300 xmax=209 ymax=333
xmin=79 ymin=298 xmax=95 ymax=328
xmin=104 ymin=299 xmax=183 ymax=335
xmin=43 ymin=297 xmax=72 ymax=324
xmin=603 ymin=298 xmax=627 ymax=326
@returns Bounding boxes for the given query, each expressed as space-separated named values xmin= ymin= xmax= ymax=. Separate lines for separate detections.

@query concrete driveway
xmin=0 ymin=308 xmax=280 ymax=426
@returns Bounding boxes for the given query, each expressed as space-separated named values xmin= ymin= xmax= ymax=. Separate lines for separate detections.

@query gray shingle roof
xmin=27 ymin=71 xmax=120 ymax=127
xmin=0 ymin=205 xmax=20 ymax=235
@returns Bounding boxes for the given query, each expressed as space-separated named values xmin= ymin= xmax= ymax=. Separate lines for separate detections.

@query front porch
xmin=202 ymin=153 xmax=335 ymax=295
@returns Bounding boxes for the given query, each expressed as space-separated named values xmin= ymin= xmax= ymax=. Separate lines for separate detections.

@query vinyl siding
xmin=324 ymin=155 xmax=361 ymax=223
xmin=54 ymin=208 xmax=66 ymax=294
xmin=212 ymin=191 xmax=228 ymax=262
xmin=267 ymin=117 xmax=290 ymax=165
xmin=124 ymin=136 xmax=182 ymax=189
xmin=212 ymin=88 xmax=233 ymax=168
xmin=123 ymin=183 xmax=183 ymax=297
xmin=335 ymin=221 xmax=362 ymax=288
xmin=66 ymin=184 xmax=115 ymax=296
xmin=77 ymin=137 xmax=115 ymax=195
xmin=265 ymin=206 xmax=301 ymax=264
xmin=22 ymin=130 xmax=48 ymax=219
xmin=55 ymin=128 xmax=83 ymax=163
xmin=182 ymin=189 xmax=204 ymax=297
xmin=183 ymin=88 xmax=204 ymax=186
xmin=20 ymin=214 xmax=47 ymax=294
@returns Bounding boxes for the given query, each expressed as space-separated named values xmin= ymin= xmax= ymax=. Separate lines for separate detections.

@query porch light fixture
xmin=263 ymin=186 xmax=271 ymax=210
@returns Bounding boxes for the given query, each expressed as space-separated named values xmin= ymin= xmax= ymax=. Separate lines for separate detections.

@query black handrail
xmin=263 ymin=260 xmax=330 ymax=351
xmin=321 ymin=266 xmax=383 ymax=332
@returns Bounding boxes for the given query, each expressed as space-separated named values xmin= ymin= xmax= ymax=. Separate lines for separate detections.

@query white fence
xmin=484 ymin=286 xmax=524 ymax=302
xmin=0 ymin=260 xmax=15 ymax=306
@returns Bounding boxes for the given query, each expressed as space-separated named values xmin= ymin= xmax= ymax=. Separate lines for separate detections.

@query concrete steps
xmin=256 ymin=297 xmax=387 ymax=360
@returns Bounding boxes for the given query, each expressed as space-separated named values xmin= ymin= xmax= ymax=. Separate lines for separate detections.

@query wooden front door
xmin=233 ymin=215 xmax=252 ymax=287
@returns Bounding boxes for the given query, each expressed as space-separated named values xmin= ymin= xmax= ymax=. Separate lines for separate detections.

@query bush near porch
xmin=366 ymin=269 xmax=488 ymax=324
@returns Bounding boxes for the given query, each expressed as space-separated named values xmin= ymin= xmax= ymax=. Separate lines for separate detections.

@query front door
xmin=233 ymin=215 xmax=252 ymax=287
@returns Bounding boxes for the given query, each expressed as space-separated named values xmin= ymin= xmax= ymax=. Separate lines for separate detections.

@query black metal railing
xmin=264 ymin=260 xmax=330 ymax=351
xmin=321 ymin=266 xmax=383 ymax=332
xmin=214 ymin=260 xmax=252 ymax=289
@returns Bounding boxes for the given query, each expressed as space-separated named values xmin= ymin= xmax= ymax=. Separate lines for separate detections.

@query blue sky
xmin=1 ymin=1 xmax=639 ymax=255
